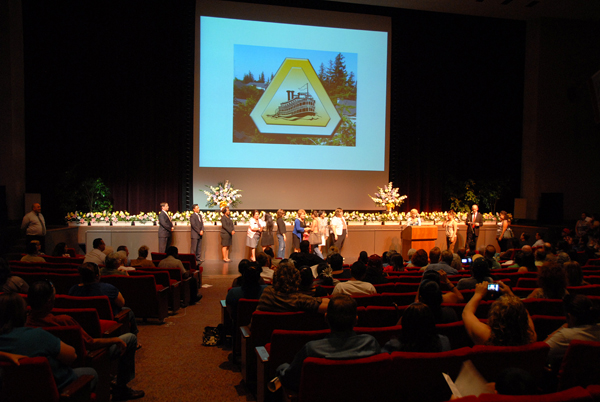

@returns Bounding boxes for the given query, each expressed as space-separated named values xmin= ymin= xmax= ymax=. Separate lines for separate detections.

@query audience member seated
xmin=20 ymin=241 xmax=46 ymax=263
xmin=483 ymin=245 xmax=502 ymax=270
xmin=0 ymin=293 xmax=98 ymax=392
xmin=544 ymin=294 xmax=600 ymax=372
xmin=387 ymin=253 xmax=405 ymax=272
xmin=329 ymin=253 xmax=350 ymax=279
xmin=364 ymin=254 xmax=389 ymax=284
xmin=534 ymin=247 xmax=547 ymax=267
xmin=130 ymin=245 xmax=155 ymax=268
xmin=276 ymin=294 xmax=381 ymax=392
xmin=407 ymin=249 xmax=428 ymax=269
xmin=116 ymin=245 xmax=131 ymax=267
xmin=0 ymin=257 xmax=29 ymax=294
xmin=557 ymin=252 xmax=571 ymax=266
xmin=69 ymin=262 xmax=139 ymax=336
xmin=450 ymin=252 xmax=463 ymax=272
xmin=457 ymin=258 xmax=493 ymax=290
xmin=516 ymin=250 xmax=537 ymax=273
xmin=383 ymin=302 xmax=450 ymax=353
xmin=466 ymin=241 xmax=477 ymax=257
xmin=100 ymin=252 xmax=129 ymax=276
xmin=84 ymin=238 xmax=108 ymax=266
xmin=495 ymin=367 xmax=538 ymax=396
xmin=519 ymin=232 xmax=531 ymax=247
xmin=463 ymin=281 xmax=536 ymax=346
xmin=289 ymin=240 xmax=324 ymax=268
xmin=256 ymin=261 xmax=329 ymax=313
xmin=405 ymin=248 xmax=417 ymax=265
xmin=532 ymin=232 xmax=545 ymax=248
xmin=159 ymin=246 xmax=201 ymax=304
xmin=257 ymin=252 xmax=275 ymax=283
xmin=26 ymin=280 xmax=144 ymax=401
xmin=332 ymin=261 xmax=376 ymax=296
xmin=357 ymin=251 xmax=369 ymax=265
xmin=417 ymin=271 xmax=462 ymax=323
xmin=564 ymin=261 xmax=590 ymax=287
xmin=226 ymin=263 xmax=267 ymax=321
xmin=314 ymin=262 xmax=339 ymax=287
xmin=51 ymin=242 xmax=70 ymax=257
xmin=526 ymin=261 xmax=568 ymax=300
xmin=498 ymin=239 xmax=520 ymax=261
xmin=424 ymin=249 xmax=458 ymax=275
xmin=298 ymin=266 xmax=327 ymax=297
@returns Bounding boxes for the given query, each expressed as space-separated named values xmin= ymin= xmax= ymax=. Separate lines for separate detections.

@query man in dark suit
xmin=465 ymin=204 xmax=483 ymax=248
xmin=190 ymin=203 xmax=204 ymax=265
xmin=158 ymin=202 xmax=173 ymax=253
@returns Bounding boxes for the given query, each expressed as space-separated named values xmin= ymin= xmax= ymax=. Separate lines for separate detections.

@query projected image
xmin=233 ymin=45 xmax=357 ymax=146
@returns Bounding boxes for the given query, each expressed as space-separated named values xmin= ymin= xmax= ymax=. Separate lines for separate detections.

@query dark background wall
xmin=16 ymin=0 xmax=525 ymax=223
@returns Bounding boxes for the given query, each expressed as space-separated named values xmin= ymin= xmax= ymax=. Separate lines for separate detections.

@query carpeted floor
xmin=127 ymin=274 xmax=256 ymax=402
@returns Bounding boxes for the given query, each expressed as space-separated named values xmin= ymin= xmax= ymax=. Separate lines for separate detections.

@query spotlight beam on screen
xmin=194 ymin=1 xmax=391 ymax=210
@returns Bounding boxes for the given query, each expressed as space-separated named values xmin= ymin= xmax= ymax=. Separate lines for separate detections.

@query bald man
xmin=21 ymin=203 xmax=47 ymax=252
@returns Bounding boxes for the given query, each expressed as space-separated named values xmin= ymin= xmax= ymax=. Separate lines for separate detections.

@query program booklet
xmin=443 ymin=360 xmax=493 ymax=398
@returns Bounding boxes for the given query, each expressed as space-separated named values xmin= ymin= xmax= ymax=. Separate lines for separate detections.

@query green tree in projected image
xmin=232 ymin=52 xmax=356 ymax=146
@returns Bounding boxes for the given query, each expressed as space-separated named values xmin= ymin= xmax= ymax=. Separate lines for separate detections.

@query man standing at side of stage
xmin=465 ymin=204 xmax=483 ymax=248
xmin=158 ymin=202 xmax=173 ymax=254
xmin=190 ymin=203 xmax=204 ymax=265
xmin=21 ymin=203 xmax=47 ymax=253
xmin=330 ymin=208 xmax=348 ymax=253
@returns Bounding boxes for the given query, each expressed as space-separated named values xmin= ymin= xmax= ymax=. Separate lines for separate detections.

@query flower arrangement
xmin=66 ymin=208 xmax=502 ymax=225
xmin=203 ymin=180 xmax=242 ymax=209
xmin=368 ymin=182 xmax=407 ymax=210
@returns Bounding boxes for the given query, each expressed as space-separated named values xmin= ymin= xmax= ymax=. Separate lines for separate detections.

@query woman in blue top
xmin=292 ymin=209 xmax=307 ymax=253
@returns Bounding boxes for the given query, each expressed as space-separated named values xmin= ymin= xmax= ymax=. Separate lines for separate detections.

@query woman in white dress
xmin=246 ymin=210 xmax=262 ymax=262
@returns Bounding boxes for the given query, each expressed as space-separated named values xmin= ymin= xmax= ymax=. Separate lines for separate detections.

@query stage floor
xmin=201 ymin=259 xmax=244 ymax=276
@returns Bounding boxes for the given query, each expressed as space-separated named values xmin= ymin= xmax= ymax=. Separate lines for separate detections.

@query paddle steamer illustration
xmin=274 ymin=83 xmax=316 ymax=118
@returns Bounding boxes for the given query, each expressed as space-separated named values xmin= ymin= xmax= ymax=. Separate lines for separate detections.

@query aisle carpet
xmin=128 ymin=274 xmax=256 ymax=401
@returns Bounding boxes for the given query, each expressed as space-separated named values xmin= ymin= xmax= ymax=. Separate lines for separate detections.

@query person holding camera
xmin=462 ymin=281 xmax=536 ymax=346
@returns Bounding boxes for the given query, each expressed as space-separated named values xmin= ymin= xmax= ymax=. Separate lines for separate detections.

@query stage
xmin=61 ymin=221 xmax=531 ymax=263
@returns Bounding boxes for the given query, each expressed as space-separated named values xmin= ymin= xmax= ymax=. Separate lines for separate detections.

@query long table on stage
xmin=71 ymin=222 xmax=504 ymax=260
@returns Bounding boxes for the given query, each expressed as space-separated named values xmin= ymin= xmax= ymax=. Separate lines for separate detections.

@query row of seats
xmin=279 ymin=340 xmax=600 ymax=402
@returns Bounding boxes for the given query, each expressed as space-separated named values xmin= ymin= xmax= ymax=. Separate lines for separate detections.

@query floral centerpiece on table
xmin=135 ymin=212 xmax=157 ymax=225
xmin=203 ymin=180 xmax=242 ymax=209
xmin=368 ymin=182 xmax=407 ymax=211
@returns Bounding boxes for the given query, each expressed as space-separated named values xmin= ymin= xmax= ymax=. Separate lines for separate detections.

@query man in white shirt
xmin=330 ymin=208 xmax=348 ymax=253
xmin=332 ymin=261 xmax=376 ymax=296
xmin=83 ymin=238 xmax=107 ymax=266
xmin=21 ymin=203 xmax=47 ymax=252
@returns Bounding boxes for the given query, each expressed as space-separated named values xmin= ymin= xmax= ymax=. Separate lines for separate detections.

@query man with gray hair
xmin=100 ymin=252 xmax=128 ymax=276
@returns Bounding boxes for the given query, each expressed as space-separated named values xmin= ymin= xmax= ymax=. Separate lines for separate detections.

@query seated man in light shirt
xmin=332 ymin=261 xmax=376 ymax=296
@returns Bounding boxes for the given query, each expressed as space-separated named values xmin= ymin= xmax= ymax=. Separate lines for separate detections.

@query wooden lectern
xmin=401 ymin=226 xmax=438 ymax=260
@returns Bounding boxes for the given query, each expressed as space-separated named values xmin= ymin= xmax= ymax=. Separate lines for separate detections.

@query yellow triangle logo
xmin=250 ymin=58 xmax=341 ymax=135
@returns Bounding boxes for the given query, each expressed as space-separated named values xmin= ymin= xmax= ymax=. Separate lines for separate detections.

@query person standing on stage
xmin=318 ymin=210 xmax=329 ymax=258
xmin=262 ymin=212 xmax=275 ymax=254
xmin=276 ymin=209 xmax=287 ymax=259
xmin=246 ymin=210 xmax=262 ymax=262
xmin=190 ymin=204 xmax=204 ymax=265
xmin=220 ymin=206 xmax=235 ymax=262
xmin=330 ymin=208 xmax=348 ymax=252
xmin=21 ymin=203 xmax=47 ymax=253
xmin=406 ymin=209 xmax=422 ymax=226
xmin=158 ymin=202 xmax=173 ymax=253
xmin=292 ymin=209 xmax=307 ymax=253
xmin=443 ymin=209 xmax=458 ymax=251
xmin=465 ymin=204 xmax=483 ymax=248
xmin=309 ymin=210 xmax=324 ymax=259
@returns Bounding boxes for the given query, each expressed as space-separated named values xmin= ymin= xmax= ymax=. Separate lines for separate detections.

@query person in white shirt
xmin=406 ymin=209 xmax=422 ymax=226
xmin=532 ymin=232 xmax=545 ymax=248
xmin=83 ymin=238 xmax=108 ymax=266
xmin=332 ymin=261 xmax=376 ymax=296
xmin=21 ymin=203 xmax=47 ymax=252
xmin=329 ymin=208 xmax=348 ymax=253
